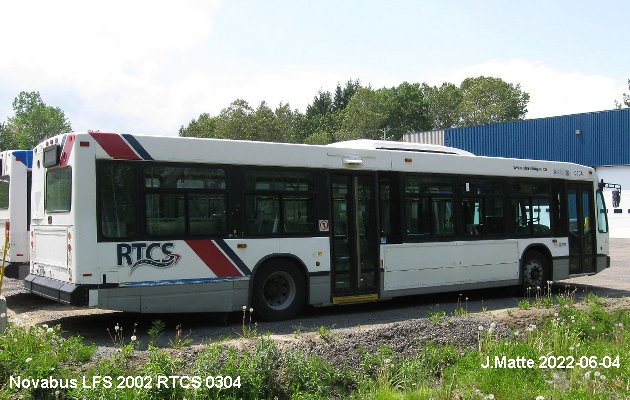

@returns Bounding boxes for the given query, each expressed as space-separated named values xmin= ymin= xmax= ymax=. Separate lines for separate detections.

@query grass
xmin=0 ymin=294 xmax=628 ymax=399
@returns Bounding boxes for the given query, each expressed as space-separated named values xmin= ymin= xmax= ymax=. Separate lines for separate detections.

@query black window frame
xmin=0 ymin=175 xmax=10 ymax=210
xmin=143 ymin=164 xmax=228 ymax=239
xmin=460 ymin=177 xmax=508 ymax=238
xmin=45 ymin=166 xmax=72 ymax=213
xmin=243 ymin=168 xmax=318 ymax=237
xmin=403 ymin=173 xmax=457 ymax=241
xmin=96 ymin=160 xmax=229 ymax=242
xmin=507 ymin=179 xmax=555 ymax=238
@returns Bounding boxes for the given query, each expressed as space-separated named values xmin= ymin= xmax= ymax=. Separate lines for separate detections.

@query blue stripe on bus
xmin=12 ymin=150 xmax=33 ymax=168
xmin=215 ymin=239 xmax=252 ymax=275
xmin=121 ymin=276 xmax=248 ymax=287
xmin=122 ymin=134 xmax=154 ymax=160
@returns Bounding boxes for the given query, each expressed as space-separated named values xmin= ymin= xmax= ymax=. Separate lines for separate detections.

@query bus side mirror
xmin=612 ymin=190 xmax=620 ymax=208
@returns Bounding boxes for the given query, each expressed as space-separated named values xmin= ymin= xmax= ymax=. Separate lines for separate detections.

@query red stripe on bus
xmin=89 ymin=132 xmax=141 ymax=160
xmin=60 ymin=133 xmax=75 ymax=166
xmin=185 ymin=240 xmax=243 ymax=277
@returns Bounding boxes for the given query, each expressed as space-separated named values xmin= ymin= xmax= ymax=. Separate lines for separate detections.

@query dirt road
xmin=2 ymin=239 xmax=628 ymax=348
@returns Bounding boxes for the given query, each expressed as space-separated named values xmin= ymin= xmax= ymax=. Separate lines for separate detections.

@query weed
xmin=317 ymin=325 xmax=336 ymax=342
xmin=147 ymin=319 xmax=165 ymax=347
xmin=518 ymin=299 xmax=531 ymax=310
xmin=169 ymin=324 xmax=192 ymax=349
xmin=427 ymin=310 xmax=446 ymax=324
xmin=452 ymin=307 xmax=468 ymax=317
xmin=241 ymin=305 xmax=258 ymax=339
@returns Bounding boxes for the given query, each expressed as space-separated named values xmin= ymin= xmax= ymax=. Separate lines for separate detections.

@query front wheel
xmin=252 ymin=260 xmax=306 ymax=321
xmin=520 ymin=250 xmax=550 ymax=294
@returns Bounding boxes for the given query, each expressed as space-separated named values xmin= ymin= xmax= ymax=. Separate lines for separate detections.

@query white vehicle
xmin=25 ymin=132 xmax=611 ymax=320
xmin=0 ymin=150 xmax=32 ymax=279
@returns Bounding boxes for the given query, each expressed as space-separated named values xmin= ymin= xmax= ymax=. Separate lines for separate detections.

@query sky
xmin=0 ymin=0 xmax=627 ymax=137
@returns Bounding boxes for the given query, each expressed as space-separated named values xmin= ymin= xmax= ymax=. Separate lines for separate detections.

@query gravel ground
xmin=282 ymin=315 xmax=512 ymax=368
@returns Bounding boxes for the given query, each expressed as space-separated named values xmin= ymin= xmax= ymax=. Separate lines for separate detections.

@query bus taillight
xmin=5 ymin=220 xmax=9 ymax=240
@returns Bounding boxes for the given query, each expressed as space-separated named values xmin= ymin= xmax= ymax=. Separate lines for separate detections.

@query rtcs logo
xmin=116 ymin=242 xmax=181 ymax=274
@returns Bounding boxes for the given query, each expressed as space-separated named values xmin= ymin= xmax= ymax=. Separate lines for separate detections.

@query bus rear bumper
xmin=24 ymin=274 xmax=90 ymax=306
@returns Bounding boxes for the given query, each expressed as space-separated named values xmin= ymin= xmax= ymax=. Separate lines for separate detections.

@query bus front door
xmin=567 ymin=183 xmax=596 ymax=274
xmin=330 ymin=174 xmax=379 ymax=303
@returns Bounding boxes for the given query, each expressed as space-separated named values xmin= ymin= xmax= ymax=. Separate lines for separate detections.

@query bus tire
xmin=252 ymin=260 xmax=306 ymax=321
xmin=520 ymin=250 xmax=549 ymax=294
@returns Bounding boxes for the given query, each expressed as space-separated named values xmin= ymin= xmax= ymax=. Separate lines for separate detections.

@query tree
xmin=614 ymin=79 xmax=630 ymax=109
xmin=1 ymin=91 xmax=72 ymax=150
xmin=337 ymin=83 xmax=431 ymax=141
xmin=422 ymin=82 xmax=463 ymax=129
xmin=178 ymin=113 xmax=219 ymax=138
xmin=333 ymin=79 xmax=361 ymax=112
xmin=337 ymin=87 xmax=389 ymax=141
xmin=179 ymin=100 xmax=305 ymax=143
xmin=214 ymin=99 xmax=256 ymax=140
xmin=305 ymin=90 xmax=333 ymax=118
xmin=457 ymin=76 xmax=529 ymax=126
xmin=381 ymin=82 xmax=431 ymax=140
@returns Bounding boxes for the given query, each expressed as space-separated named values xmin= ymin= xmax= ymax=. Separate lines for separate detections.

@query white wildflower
xmin=594 ymin=371 xmax=601 ymax=377
xmin=25 ymin=358 xmax=32 ymax=363
xmin=249 ymin=307 xmax=254 ymax=313
xmin=114 ymin=324 xmax=120 ymax=332
xmin=131 ymin=335 xmax=137 ymax=342
xmin=242 ymin=305 xmax=247 ymax=311
xmin=536 ymin=396 xmax=545 ymax=400
xmin=600 ymin=375 xmax=606 ymax=381
xmin=584 ymin=371 xmax=591 ymax=379
xmin=478 ymin=325 xmax=484 ymax=331
xmin=42 ymin=324 xmax=48 ymax=329
xmin=47 ymin=328 xmax=53 ymax=333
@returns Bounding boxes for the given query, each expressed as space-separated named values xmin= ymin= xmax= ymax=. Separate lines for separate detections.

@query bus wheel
xmin=253 ymin=260 xmax=306 ymax=321
xmin=521 ymin=250 xmax=549 ymax=294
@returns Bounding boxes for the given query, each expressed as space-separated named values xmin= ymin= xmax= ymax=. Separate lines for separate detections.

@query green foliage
xmin=458 ymin=76 xmax=529 ymax=126
xmin=337 ymin=87 xmax=390 ymax=141
xmin=338 ymin=83 xmax=430 ymax=141
xmin=422 ymin=82 xmax=462 ymax=129
xmin=179 ymin=99 xmax=305 ymax=143
xmin=1 ymin=91 xmax=72 ymax=150
xmin=0 ymin=323 xmax=95 ymax=399
xmin=191 ymin=337 xmax=282 ymax=399
xmin=422 ymin=76 xmax=529 ymax=129
xmin=169 ymin=324 xmax=193 ymax=349
xmin=147 ymin=320 xmax=166 ymax=347
xmin=427 ymin=310 xmax=446 ymax=324
xmin=180 ymin=76 xmax=529 ymax=143
xmin=283 ymin=350 xmax=353 ymax=398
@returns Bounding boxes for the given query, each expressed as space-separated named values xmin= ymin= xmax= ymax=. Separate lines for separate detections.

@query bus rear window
xmin=0 ymin=176 xmax=9 ymax=209
xmin=46 ymin=168 xmax=72 ymax=212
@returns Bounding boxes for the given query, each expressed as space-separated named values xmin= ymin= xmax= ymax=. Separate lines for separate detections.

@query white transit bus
xmin=0 ymin=150 xmax=33 ymax=279
xmin=24 ymin=132 xmax=611 ymax=320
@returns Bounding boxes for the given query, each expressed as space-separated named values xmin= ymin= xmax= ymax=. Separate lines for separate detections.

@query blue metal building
xmin=443 ymin=108 xmax=630 ymax=167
